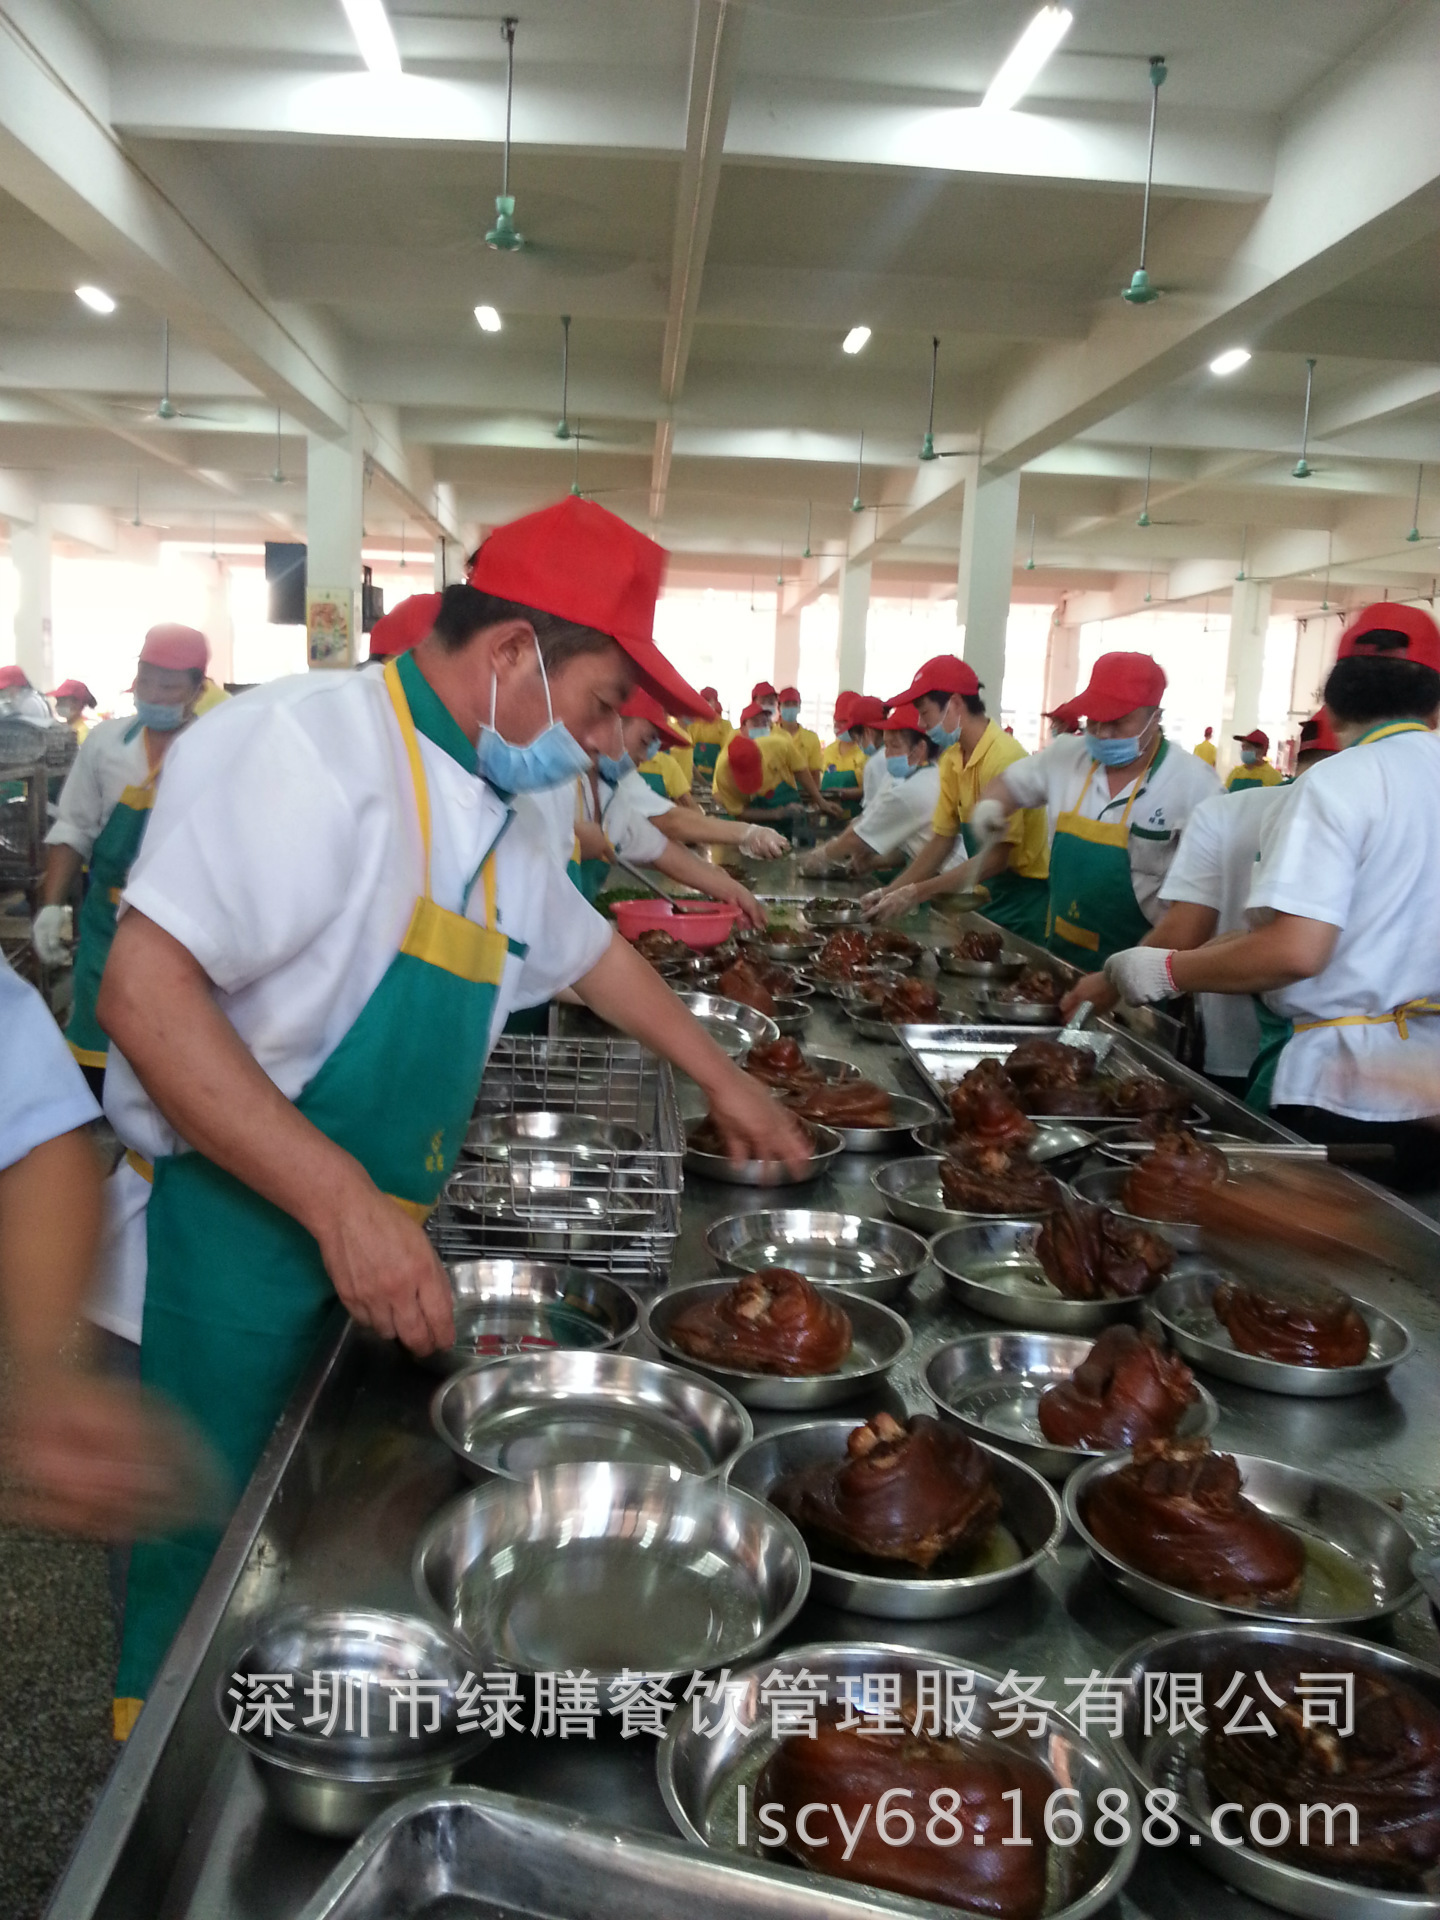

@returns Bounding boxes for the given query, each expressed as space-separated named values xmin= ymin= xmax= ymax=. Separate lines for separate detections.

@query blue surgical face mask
xmin=1086 ymin=715 xmax=1155 ymax=769
xmin=927 ymin=722 xmax=959 ymax=750
xmin=1241 ymin=746 xmax=1259 ymax=765
xmin=746 ymin=724 xmax=769 ymax=740
xmin=861 ymin=737 xmax=878 ymax=757
xmin=885 ymin=753 xmax=915 ymax=782
xmin=136 ymin=699 xmax=188 ymax=733
xmin=779 ymin=703 xmax=800 ymax=723
xmin=476 ymin=638 xmax=590 ymax=795
xmin=596 ymin=752 xmax=633 ymax=786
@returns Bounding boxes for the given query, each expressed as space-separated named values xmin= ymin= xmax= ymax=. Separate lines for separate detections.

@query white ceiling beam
xmin=840 ymin=447 xmax=981 ymax=567
xmin=978 ymin=1 xmax=1440 ymax=478
xmin=651 ymin=0 xmax=743 ymax=521
xmin=781 ymin=551 xmax=844 ymax=617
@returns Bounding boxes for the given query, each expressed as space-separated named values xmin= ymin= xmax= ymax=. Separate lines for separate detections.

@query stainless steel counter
xmin=47 ymin=877 xmax=1440 ymax=1920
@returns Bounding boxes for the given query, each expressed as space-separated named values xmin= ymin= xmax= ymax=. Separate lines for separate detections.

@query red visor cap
xmin=468 ymin=496 xmax=708 ymax=717
xmin=139 ymin=624 xmax=209 ymax=673
xmin=1074 ymin=651 xmax=1166 ymax=723
xmin=368 ymin=592 xmax=442 ymax=659
xmin=1336 ymin=602 xmax=1440 ymax=673
xmin=621 ymin=687 xmax=691 ymax=749
xmin=726 ymin=733 xmax=765 ymax=794
xmin=50 ymin=678 xmax=96 ymax=705
xmin=1299 ymin=709 xmax=1340 ymax=755
xmin=0 ymin=664 xmax=29 ymax=690
xmin=880 ymin=702 xmax=926 ymax=734
xmin=849 ymin=695 xmax=888 ymax=727
xmin=1234 ymin=729 xmax=1269 ymax=751
xmin=886 ymin=654 xmax=980 ymax=710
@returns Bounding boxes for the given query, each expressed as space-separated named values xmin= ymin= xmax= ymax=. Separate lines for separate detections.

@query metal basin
xmin=413 ymin=1463 xmax=809 ymax=1685
xmin=871 ymin=1155 xmax=1057 ymax=1236
xmin=672 ymin=991 xmax=780 ymax=1054
xmin=428 ymin=1260 xmax=641 ymax=1374
xmin=910 ymin=1118 xmax=1094 ymax=1165
xmin=683 ymin=1118 xmax=844 ymax=1188
xmin=1069 ymin=1162 xmax=1206 ymax=1252
xmin=936 ymin=948 xmax=1026 ymax=979
xmin=461 ymin=1111 xmax=647 ymax=1161
xmin=218 ymin=1607 xmax=487 ymax=1837
xmin=726 ymin=1418 xmax=1062 ymax=1617
xmin=703 ymin=1208 xmax=928 ymax=1301
xmin=929 ymin=1218 xmax=1156 ymax=1333
xmin=768 ymin=995 xmax=813 ymax=1037
xmin=429 ymin=1351 xmax=751 ymax=1483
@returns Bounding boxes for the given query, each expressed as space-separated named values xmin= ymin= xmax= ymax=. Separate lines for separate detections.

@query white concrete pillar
xmin=956 ymin=468 xmax=1021 ymax=710
xmin=11 ymin=510 xmax=53 ymax=690
xmin=773 ymin=605 xmax=801 ymax=691
xmin=305 ymin=411 xmax=366 ymax=668
xmin=202 ymin=556 xmax=235 ymax=687
xmin=1043 ymin=615 xmax=1080 ymax=714
xmin=1221 ymin=579 xmax=1273 ymax=777
xmin=837 ymin=559 xmax=871 ymax=694
xmin=1290 ymin=609 xmax=1339 ymax=719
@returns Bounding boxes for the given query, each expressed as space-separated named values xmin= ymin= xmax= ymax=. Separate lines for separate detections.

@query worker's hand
xmin=967 ymin=797 xmax=1009 ymax=848
xmin=820 ymin=798 xmax=846 ymax=820
xmin=1103 ymin=946 xmax=1178 ymax=1006
xmin=868 ymin=883 xmax=920 ymax=923
xmin=314 ymin=1175 xmax=456 ymax=1356
xmin=740 ymin=824 xmax=788 ymax=860
xmin=706 ymin=1066 xmax=813 ymax=1177
xmin=1 ymin=1367 xmax=221 ymax=1542
xmin=32 ymin=904 xmax=71 ymax=967
xmin=728 ymin=883 xmax=767 ymax=931
xmin=797 ymin=845 xmax=832 ymax=876
xmin=1060 ymin=971 xmax=1117 ymax=1020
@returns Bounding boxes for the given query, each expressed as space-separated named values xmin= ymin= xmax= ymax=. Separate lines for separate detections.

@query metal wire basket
xmin=428 ymin=1037 xmax=684 ymax=1282
xmin=0 ymin=757 xmax=47 ymax=889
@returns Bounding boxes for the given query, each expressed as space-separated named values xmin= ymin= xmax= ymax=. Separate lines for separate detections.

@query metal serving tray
xmin=703 ymin=1208 xmax=929 ymax=1301
xmin=295 ymin=1785 xmax=947 ymax=1920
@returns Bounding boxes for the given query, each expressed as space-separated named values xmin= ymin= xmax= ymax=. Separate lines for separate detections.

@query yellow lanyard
xmin=384 ymin=659 xmax=497 ymax=926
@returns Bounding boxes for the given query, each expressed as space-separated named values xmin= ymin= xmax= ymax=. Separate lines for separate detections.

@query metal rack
xmin=428 ymin=1037 xmax=685 ymax=1282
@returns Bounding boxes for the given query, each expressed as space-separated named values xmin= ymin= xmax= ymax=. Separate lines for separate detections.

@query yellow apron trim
xmin=1294 ymin=999 xmax=1440 ymax=1042
xmin=1051 ymin=916 xmax=1099 ymax=953
xmin=383 ymin=658 xmax=434 ymax=893
xmin=116 ymin=783 xmax=158 ymax=812
xmin=125 ymin=1148 xmax=155 ymax=1183
xmin=400 ymin=896 xmax=507 ymax=984
xmin=388 ymin=1193 xmax=435 ymax=1223
xmin=113 ymin=1697 xmax=145 ymax=1741
xmin=1350 ymin=721 xmax=1431 ymax=747
xmin=69 ymin=1040 xmax=110 ymax=1069
xmin=1048 ymin=812 xmax=1130 ymax=849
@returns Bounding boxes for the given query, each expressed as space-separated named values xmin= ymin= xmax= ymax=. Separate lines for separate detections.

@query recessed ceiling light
xmin=339 ymin=0 xmax=401 ymax=75
xmin=1209 ymin=347 xmax=1252 ymax=377
xmin=842 ymin=326 xmax=871 ymax=355
xmin=474 ymin=305 xmax=502 ymax=333
xmin=983 ymin=6 xmax=1074 ymax=114
xmin=75 ymin=285 xmax=116 ymax=314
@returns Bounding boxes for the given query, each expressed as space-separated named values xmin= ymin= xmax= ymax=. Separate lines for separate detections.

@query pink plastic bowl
xmin=611 ymin=898 xmax=742 ymax=951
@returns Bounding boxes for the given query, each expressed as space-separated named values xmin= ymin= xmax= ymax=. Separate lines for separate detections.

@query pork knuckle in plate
xmin=945 ymin=1061 xmax=1036 ymax=1150
xmin=716 ymin=958 xmax=777 ymax=1016
xmin=1037 ymin=1199 xmax=1173 ymax=1300
xmin=668 ymin=1269 xmax=852 ymax=1375
xmin=770 ymin=1412 xmax=1002 ymax=1572
xmin=954 ymin=929 xmax=1004 ymax=963
xmin=1122 ymin=1127 xmax=1227 ymax=1222
xmin=1037 ymin=1326 xmax=1198 ymax=1450
xmin=1212 ymin=1275 xmax=1371 ymax=1369
xmin=742 ymin=1036 xmax=817 ymax=1090
xmin=784 ymin=1079 xmax=894 ymax=1128
xmin=940 ymin=1143 xmax=1061 ymax=1214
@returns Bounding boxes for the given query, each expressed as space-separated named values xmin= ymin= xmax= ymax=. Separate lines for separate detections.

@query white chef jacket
xmin=1158 ymin=784 xmax=1295 ymax=1079
xmin=104 ymin=668 xmax=614 ymax=1163
xmin=0 ymin=954 xmax=99 ymax=1169
xmin=855 ymin=765 xmax=942 ymax=864
xmin=617 ymin=766 xmax=673 ymax=821
xmin=45 ymin=715 xmax=156 ymax=858
xmin=861 ymin=751 xmax=889 ymax=808
xmin=1246 ymin=726 xmax=1440 ymax=1120
xmin=1002 ymin=733 xmax=1221 ymax=923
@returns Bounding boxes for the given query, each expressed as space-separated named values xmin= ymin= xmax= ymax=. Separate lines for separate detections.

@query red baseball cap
xmin=777 ymin=685 xmax=801 ymax=705
xmin=700 ymin=685 xmax=719 ymax=705
xmin=0 ymin=664 xmax=29 ymax=690
xmin=751 ymin=680 xmax=777 ymax=701
xmin=467 ymin=496 xmax=707 ymax=717
xmin=139 ymin=624 xmax=209 ymax=673
xmin=1234 ymin=728 xmax=1269 ymax=751
xmin=880 ymin=701 xmax=925 ymax=734
xmin=368 ymin=592 xmax=442 ymax=659
xmin=886 ymin=654 xmax=981 ymax=709
xmin=725 ymin=733 xmax=765 ymax=794
xmin=1203 ymin=726 xmax=1213 ymax=739
xmin=620 ymin=687 xmax=690 ymax=749
xmin=850 ymin=694 xmax=887 ymax=727
xmin=1336 ymin=602 xmax=1440 ymax=673
xmin=1045 ymin=697 xmax=1082 ymax=733
xmin=1298 ymin=708 xmax=1340 ymax=755
xmin=739 ymin=700 xmax=770 ymax=727
xmin=1073 ymin=651 xmax=1166 ymax=723
xmin=834 ymin=690 xmax=858 ymax=726
xmin=49 ymin=678 xmax=96 ymax=706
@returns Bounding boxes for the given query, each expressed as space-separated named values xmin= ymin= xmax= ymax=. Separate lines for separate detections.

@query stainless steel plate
xmin=1069 ymin=1163 xmax=1206 ymax=1253
xmin=414 ymin=1463 xmax=809 ymax=1683
xmin=1107 ymin=1623 xmax=1440 ymax=1920
xmin=430 ymin=1261 xmax=641 ymax=1374
xmin=910 ymin=1119 xmax=1095 ymax=1164
xmin=657 ymin=1643 xmax=1138 ymax=1920
xmin=726 ymin=1419 xmax=1062 ymax=1617
xmin=976 ymin=989 xmax=1066 ymax=1026
xmin=1147 ymin=1268 xmax=1414 ymax=1398
xmin=922 ymin=1331 xmax=1219 ymax=1482
xmin=672 ymin=991 xmax=780 ymax=1054
xmin=871 ymin=1156 xmax=1057 ymax=1236
xmin=804 ymin=903 xmax=868 ymax=929
xmin=739 ymin=932 xmax=822 ymax=963
xmin=461 ymin=1111 xmax=647 ymax=1160
xmin=1066 ymin=1451 xmax=1420 ymax=1628
xmin=929 ymin=1218 xmax=1159 ymax=1333
xmin=936 ymin=948 xmax=1027 ymax=979
xmin=812 ymin=1091 xmax=937 ymax=1153
xmin=703 ymin=1208 xmax=929 ymax=1301
xmin=768 ymin=995 xmax=814 ymax=1037
xmin=683 ymin=1119 xmax=844 ymax=1188
xmin=429 ymin=1351 xmax=752 ymax=1482
xmin=844 ymin=1005 xmax=948 ymax=1043
xmin=645 ymin=1282 xmax=913 ymax=1409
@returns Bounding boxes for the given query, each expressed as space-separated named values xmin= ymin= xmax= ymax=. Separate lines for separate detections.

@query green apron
xmin=114 ymin=655 xmax=511 ymax=1723
xmin=959 ymin=823 xmax=1051 ymax=943
xmin=566 ymin=774 xmax=611 ymax=906
xmin=639 ymin=768 xmax=668 ymax=797
xmin=751 ymin=781 xmax=800 ymax=810
xmin=66 ymin=731 xmax=162 ymax=1069
xmin=1227 ymin=770 xmax=1265 ymax=793
xmin=820 ymin=768 xmax=860 ymax=792
xmin=691 ymin=740 xmax=720 ymax=777
xmin=1045 ymin=740 xmax=1168 ymax=969
xmin=1243 ymin=998 xmax=1293 ymax=1113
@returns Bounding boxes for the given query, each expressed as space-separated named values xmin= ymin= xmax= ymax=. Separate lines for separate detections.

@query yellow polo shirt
xmin=933 ymin=721 xmax=1049 ymax=880
xmin=666 ymin=728 xmax=695 ymax=785
xmin=639 ymin=750 xmax=692 ymax=800
xmin=688 ymin=717 xmax=733 ymax=751
xmin=821 ymin=738 xmax=867 ymax=780
xmin=1193 ymin=738 xmax=1217 ymax=767
xmin=771 ymin=720 xmax=824 ymax=774
xmin=1226 ymin=758 xmax=1284 ymax=791
xmin=714 ymin=731 xmax=805 ymax=815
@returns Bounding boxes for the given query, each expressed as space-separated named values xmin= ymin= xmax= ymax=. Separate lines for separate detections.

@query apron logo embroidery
xmin=424 ymin=1128 xmax=446 ymax=1174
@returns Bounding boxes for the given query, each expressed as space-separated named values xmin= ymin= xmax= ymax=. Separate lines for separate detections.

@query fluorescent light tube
xmin=842 ymin=326 xmax=871 ymax=355
xmin=1209 ymin=347 xmax=1252 ymax=377
xmin=983 ymin=6 xmax=1073 ymax=113
xmin=75 ymin=285 xmax=116 ymax=314
xmin=339 ymin=0 xmax=401 ymax=75
xmin=475 ymin=305 xmax=502 ymax=333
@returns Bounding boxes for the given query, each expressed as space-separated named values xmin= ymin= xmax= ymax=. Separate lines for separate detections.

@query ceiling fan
xmin=1121 ymin=57 xmax=1168 ymax=304
xmin=127 ymin=470 xmax=171 ymax=531
xmin=118 ymin=319 xmax=222 ymax=424
xmin=1292 ymin=358 xmax=1319 ymax=478
xmin=240 ymin=408 xmax=298 ymax=486
xmin=1130 ymin=446 xmax=1201 ymax=527
xmin=917 ymin=338 xmax=971 ymax=462
xmin=551 ymin=316 xmax=641 ymax=450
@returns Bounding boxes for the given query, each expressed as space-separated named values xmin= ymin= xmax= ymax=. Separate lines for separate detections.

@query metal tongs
xmin=612 ymin=857 xmax=723 ymax=913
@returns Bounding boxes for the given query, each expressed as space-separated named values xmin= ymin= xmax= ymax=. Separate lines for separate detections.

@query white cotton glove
xmin=741 ymin=825 xmax=789 ymax=860
xmin=32 ymin=904 xmax=72 ymax=967
xmin=1104 ymin=946 xmax=1178 ymax=1005
xmin=967 ymin=797 xmax=1010 ymax=848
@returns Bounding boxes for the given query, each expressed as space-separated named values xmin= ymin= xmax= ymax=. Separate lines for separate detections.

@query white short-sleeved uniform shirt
xmin=0 ymin=955 xmax=100 ymax=1169
xmin=45 ymin=715 xmax=155 ymax=858
xmin=617 ymin=766 xmax=673 ymax=821
xmin=1002 ymin=733 xmax=1221 ymax=923
xmin=589 ymin=775 xmax=668 ymax=865
xmin=104 ymin=668 xmax=614 ymax=1162
xmin=1246 ymin=727 xmax=1440 ymax=1120
xmin=861 ymin=752 xmax=889 ymax=808
xmin=1158 ymin=784 xmax=1295 ymax=1078
xmin=855 ymin=765 xmax=942 ymax=863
